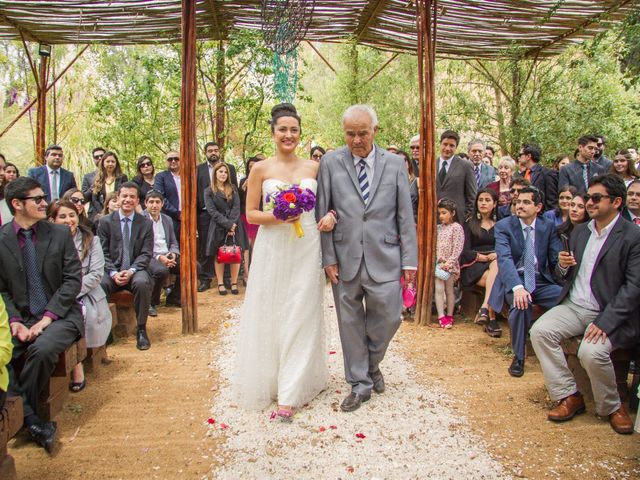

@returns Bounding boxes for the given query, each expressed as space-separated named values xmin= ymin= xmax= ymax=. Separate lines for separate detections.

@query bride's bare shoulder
xmin=302 ymin=158 xmax=320 ymax=177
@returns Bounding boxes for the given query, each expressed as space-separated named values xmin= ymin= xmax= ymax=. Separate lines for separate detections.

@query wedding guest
xmin=436 ymin=130 xmax=476 ymax=221
xmin=434 ymin=199 xmax=464 ymax=329
xmin=310 ymin=146 xmax=325 ymax=162
xmin=531 ymin=174 xmax=640 ymax=434
xmin=62 ymin=188 xmax=94 ymax=231
xmin=515 ymin=143 xmax=557 ymax=210
xmin=0 ymin=163 xmax=10 ymax=225
xmin=239 ymin=156 xmax=262 ymax=284
xmin=487 ymin=156 xmax=516 ymax=207
xmin=48 ymin=199 xmax=111 ymax=393
xmin=544 ymin=185 xmax=577 ymax=226
xmin=204 ymin=163 xmax=248 ymax=295
xmin=460 ymin=188 xmax=501 ymax=337
xmin=101 ymin=191 xmax=120 ymax=218
xmin=497 ymin=177 xmax=530 ymax=220
xmin=553 ymin=154 xmax=571 ymax=171
xmin=3 ymin=162 xmax=20 ymax=183
xmin=398 ymin=150 xmax=419 ymax=222
xmin=98 ymin=182 xmax=153 ymax=350
xmin=489 ymin=186 xmax=563 ymax=377
xmin=81 ymin=147 xmax=105 ymax=202
xmin=1 ymin=177 xmax=83 ymax=452
xmin=559 ymin=135 xmax=605 ymax=193
xmin=132 ymin=155 xmax=156 ymax=205
xmin=27 ymin=144 xmax=77 ymax=202
xmin=622 ymin=180 xmax=640 ymax=224
xmin=0 ymin=298 xmax=11 ymax=410
xmin=608 ymin=149 xmax=639 ymax=187
xmin=153 ymin=151 xmax=181 ymax=239
xmin=557 ymin=193 xmax=588 ymax=239
xmin=88 ymin=151 xmax=128 ymax=220
xmin=144 ymin=191 xmax=181 ymax=313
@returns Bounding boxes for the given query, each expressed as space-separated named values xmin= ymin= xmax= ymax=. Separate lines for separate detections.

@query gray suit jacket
xmin=316 ymin=145 xmax=418 ymax=283
xmin=437 ymin=155 xmax=477 ymax=221
xmin=81 ymin=170 xmax=97 ymax=201
xmin=472 ymin=163 xmax=496 ymax=189
xmin=558 ymin=160 xmax=605 ymax=193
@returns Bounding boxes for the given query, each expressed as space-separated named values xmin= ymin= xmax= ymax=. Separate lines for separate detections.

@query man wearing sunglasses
xmin=27 ymin=144 xmax=77 ymax=203
xmin=153 ymin=150 xmax=182 ymax=240
xmin=81 ymin=147 xmax=105 ymax=202
xmin=0 ymin=177 xmax=83 ymax=453
xmin=489 ymin=186 xmax=562 ymax=378
xmin=559 ymin=135 xmax=605 ymax=193
xmin=593 ymin=134 xmax=612 ymax=170
xmin=515 ymin=143 xmax=557 ymax=211
xmin=531 ymin=174 xmax=640 ymax=434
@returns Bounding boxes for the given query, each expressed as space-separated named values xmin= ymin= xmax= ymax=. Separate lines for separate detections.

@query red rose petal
xmin=207 ymin=418 xmax=215 ymax=425
xmin=346 ymin=466 xmax=355 ymax=473
xmin=329 ymin=425 xmax=337 ymax=430
xmin=355 ymin=432 xmax=366 ymax=439
xmin=220 ymin=423 xmax=229 ymax=429
xmin=335 ymin=390 xmax=341 ymax=394
xmin=329 ymin=350 xmax=337 ymax=355
xmin=319 ymin=426 xmax=326 ymax=432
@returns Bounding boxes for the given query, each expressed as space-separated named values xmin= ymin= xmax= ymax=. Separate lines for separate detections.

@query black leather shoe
xmin=136 ymin=328 xmax=151 ymax=350
xmin=485 ymin=319 xmax=502 ymax=338
xmin=197 ymin=280 xmax=210 ymax=292
xmin=165 ymin=298 xmax=182 ymax=307
xmin=340 ymin=392 xmax=370 ymax=412
xmin=370 ymin=370 xmax=385 ymax=394
xmin=508 ymin=357 xmax=525 ymax=377
xmin=148 ymin=305 xmax=158 ymax=317
xmin=28 ymin=421 xmax=58 ymax=453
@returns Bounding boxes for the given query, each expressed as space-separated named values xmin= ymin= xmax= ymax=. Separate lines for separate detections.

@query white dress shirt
xmin=568 ymin=214 xmax=619 ymax=311
xmin=353 ymin=146 xmax=376 ymax=181
xmin=438 ymin=156 xmax=452 ymax=174
xmin=171 ymin=172 xmax=182 ymax=211
xmin=151 ymin=215 xmax=169 ymax=257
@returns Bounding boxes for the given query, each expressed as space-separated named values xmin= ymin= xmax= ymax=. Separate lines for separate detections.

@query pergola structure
xmin=0 ymin=0 xmax=637 ymax=330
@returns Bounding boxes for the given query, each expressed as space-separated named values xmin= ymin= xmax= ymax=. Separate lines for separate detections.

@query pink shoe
xmin=442 ymin=315 xmax=454 ymax=329
xmin=438 ymin=316 xmax=447 ymax=328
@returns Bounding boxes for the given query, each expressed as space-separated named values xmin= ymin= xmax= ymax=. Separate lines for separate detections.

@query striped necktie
xmin=357 ymin=159 xmax=370 ymax=204
xmin=523 ymin=225 xmax=536 ymax=293
xmin=474 ymin=165 xmax=480 ymax=186
xmin=21 ymin=229 xmax=49 ymax=317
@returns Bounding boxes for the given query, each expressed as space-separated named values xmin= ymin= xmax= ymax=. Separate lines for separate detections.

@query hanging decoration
xmin=261 ymin=0 xmax=315 ymax=102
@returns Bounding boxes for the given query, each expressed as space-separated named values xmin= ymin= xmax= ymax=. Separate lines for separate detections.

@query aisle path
xmin=208 ymin=288 xmax=510 ymax=479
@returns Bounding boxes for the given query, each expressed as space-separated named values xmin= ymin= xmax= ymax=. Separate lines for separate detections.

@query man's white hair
xmin=342 ymin=104 xmax=379 ymax=128
xmin=468 ymin=138 xmax=486 ymax=150
xmin=410 ymin=134 xmax=420 ymax=144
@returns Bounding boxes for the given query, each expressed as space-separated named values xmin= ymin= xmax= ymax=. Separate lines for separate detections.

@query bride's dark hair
xmin=269 ymin=103 xmax=301 ymax=133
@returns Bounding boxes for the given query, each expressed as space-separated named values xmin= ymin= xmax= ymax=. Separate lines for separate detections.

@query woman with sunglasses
xmin=62 ymin=188 xmax=95 ymax=232
xmin=88 ymin=151 xmax=128 ymax=220
xmin=132 ymin=155 xmax=156 ymax=205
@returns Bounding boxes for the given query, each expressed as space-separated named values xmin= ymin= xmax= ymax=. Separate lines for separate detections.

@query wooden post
xmin=215 ymin=40 xmax=225 ymax=156
xmin=415 ymin=0 xmax=438 ymax=326
xmin=35 ymin=53 xmax=49 ymax=165
xmin=180 ymin=0 xmax=198 ymax=334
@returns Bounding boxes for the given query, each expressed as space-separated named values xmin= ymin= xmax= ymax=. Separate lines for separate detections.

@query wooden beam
xmin=367 ymin=52 xmax=399 ymax=82
xmin=0 ymin=14 xmax=42 ymax=43
xmin=305 ymin=41 xmax=337 ymax=74
xmin=354 ymin=0 xmax=388 ymax=42
xmin=415 ymin=0 xmax=437 ymax=326
xmin=35 ymin=54 xmax=49 ymax=165
xmin=19 ymin=31 xmax=39 ymax=89
xmin=206 ymin=0 xmax=226 ymax=39
xmin=179 ymin=0 xmax=199 ymax=334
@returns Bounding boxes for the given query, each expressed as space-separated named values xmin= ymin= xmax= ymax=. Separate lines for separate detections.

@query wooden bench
xmin=83 ymin=345 xmax=108 ymax=374
xmin=0 ymin=396 xmax=22 ymax=480
xmin=109 ymin=290 xmax=137 ymax=337
xmin=561 ymin=337 xmax=640 ymax=408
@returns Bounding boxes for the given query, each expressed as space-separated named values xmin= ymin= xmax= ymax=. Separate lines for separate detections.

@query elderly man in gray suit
xmin=436 ymin=130 xmax=477 ymax=221
xmin=317 ymin=105 xmax=418 ymax=412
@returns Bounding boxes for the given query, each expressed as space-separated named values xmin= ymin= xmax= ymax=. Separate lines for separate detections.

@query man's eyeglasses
xmin=93 ymin=154 xmax=104 ymax=160
xmin=21 ymin=195 xmax=47 ymax=204
xmin=140 ymin=161 xmax=153 ymax=168
xmin=410 ymin=146 xmax=420 ymax=150
xmin=311 ymin=154 xmax=323 ymax=159
xmin=584 ymin=193 xmax=612 ymax=203
xmin=167 ymin=157 xmax=179 ymax=162
xmin=70 ymin=197 xmax=86 ymax=205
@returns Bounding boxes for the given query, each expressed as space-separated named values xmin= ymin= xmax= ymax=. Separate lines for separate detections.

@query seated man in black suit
xmin=489 ymin=186 xmax=563 ymax=377
xmin=98 ymin=182 xmax=154 ymax=350
xmin=531 ymin=174 xmax=640 ymax=434
xmin=0 ymin=177 xmax=83 ymax=452
xmin=144 ymin=190 xmax=181 ymax=314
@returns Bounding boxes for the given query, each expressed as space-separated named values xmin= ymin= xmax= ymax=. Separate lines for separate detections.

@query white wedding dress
xmin=233 ymin=178 xmax=328 ymax=410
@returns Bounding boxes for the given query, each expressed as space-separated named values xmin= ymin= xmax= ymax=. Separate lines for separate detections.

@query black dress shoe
xmin=370 ymin=370 xmax=385 ymax=394
xmin=485 ymin=319 xmax=502 ymax=338
xmin=197 ymin=281 xmax=211 ymax=292
xmin=136 ymin=328 xmax=151 ymax=350
xmin=340 ymin=392 xmax=370 ymax=412
xmin=165 ymin=298 xmax=182 ymax=307
xmin=148 ymin=305 xmax=158 ymax=317
xmin=28 ymin=421 xmax=58 ymax=453
xmin=508 ymin=357 xmax=525 ymax=377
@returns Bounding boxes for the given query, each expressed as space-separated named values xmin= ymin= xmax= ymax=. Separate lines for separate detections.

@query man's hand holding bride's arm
xmin=324 ymin=264 xmax=339 ymax=284
xmin=317 ymin=210 xmax=336 ymax=232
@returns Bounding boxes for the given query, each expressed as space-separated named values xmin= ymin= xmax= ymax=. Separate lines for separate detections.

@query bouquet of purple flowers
xmin=264 ymin=185 xmax=316 ymax=238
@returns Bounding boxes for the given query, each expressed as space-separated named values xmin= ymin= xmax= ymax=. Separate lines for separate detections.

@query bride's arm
xmin=245 ymin=163 xmax=284 ymax=226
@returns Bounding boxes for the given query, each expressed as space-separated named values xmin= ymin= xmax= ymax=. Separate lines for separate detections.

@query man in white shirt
xmin=531 ymin=174 xmax=640 ymax=434
xmin=144 ymin=191 xmax=181 ymax=314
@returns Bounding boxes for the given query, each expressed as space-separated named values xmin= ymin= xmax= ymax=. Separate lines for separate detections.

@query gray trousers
xmin=101 ymin=270 xmax=152 ymax=328
xmin=332 ymin=260 xmax=402 ymax=396
xmin=530 ymin=299 xmax=619 ymax=416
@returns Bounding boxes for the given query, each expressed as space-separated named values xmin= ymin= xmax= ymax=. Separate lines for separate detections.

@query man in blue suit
xmin=489 ymin=186 xmax=563 ymax=377
xmin=27 ymin=145 xmax=77 ymax=202
xmin=153 ymin=150 xmax=182 ymax=240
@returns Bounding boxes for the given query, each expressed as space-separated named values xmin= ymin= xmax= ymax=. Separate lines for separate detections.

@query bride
xmin=233 ymin=103 xmax=335 ymax=420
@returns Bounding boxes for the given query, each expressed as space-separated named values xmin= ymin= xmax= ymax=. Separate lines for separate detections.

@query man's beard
xmin=207 ymin=155 xmax=219 ymax=163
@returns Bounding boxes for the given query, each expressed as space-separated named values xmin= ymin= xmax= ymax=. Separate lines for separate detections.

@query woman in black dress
xmin=88 ymin=151 xmax=128 ymax=220
xmin=460 ymin=188 xmax=501 ymax=337
xmin=205 ymin=162 xmax=249 ymax=295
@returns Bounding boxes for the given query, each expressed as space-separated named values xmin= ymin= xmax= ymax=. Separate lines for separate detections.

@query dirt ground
xmin=9 ymin=292 xmax=640 ymax=479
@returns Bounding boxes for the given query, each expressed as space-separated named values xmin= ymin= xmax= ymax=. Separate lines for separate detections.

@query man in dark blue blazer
xmin=489 ymin=186 xmax=563 ymax=377
xmin=27 ymin=145 xmax=77 ymax=202
xmin=153 ymin=150 xmax=182 ymax=240
xmin=496 ymin=178 xmax=530 ymax=220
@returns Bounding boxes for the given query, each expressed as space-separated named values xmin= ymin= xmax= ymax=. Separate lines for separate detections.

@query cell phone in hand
xmin=560 ymin=234 xmax=570 ymax=253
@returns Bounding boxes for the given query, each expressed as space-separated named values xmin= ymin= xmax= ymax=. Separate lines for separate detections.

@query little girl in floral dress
xmin=435 ymin=198 xmax=465 ymax=328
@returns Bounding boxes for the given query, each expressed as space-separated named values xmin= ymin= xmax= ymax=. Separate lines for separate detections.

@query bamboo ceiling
xmin=0 ymin=1 xmax=638 ymax=58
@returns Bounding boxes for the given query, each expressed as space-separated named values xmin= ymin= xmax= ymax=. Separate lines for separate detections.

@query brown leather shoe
xmin=609 ymin=404 xmax=634 ymax=434
xmin=548 ymin=393 xmax=586 ymax=422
